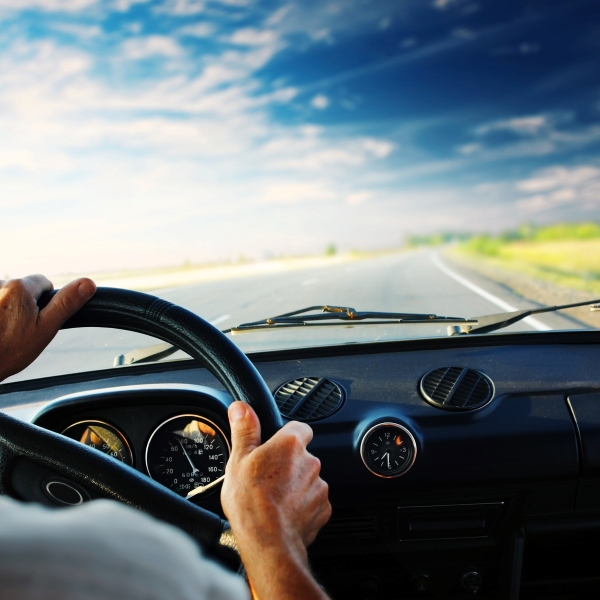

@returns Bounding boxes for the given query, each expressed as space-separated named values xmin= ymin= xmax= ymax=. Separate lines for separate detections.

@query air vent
xmin=318 ymin=513 xmax=377 ymax=541
xmin=419 ymin=367 xmax=494 ymax=411
xmin=274 ymin=377 xmax=345 ymax=422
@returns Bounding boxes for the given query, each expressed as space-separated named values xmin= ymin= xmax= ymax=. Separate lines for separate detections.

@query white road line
xmin=302 ymin=278 xmax=318 ymax=286
xmin=210 ymin=314 xmax=231 ymax=326
xmin=431 ymin=253 xmax=551 ymax=331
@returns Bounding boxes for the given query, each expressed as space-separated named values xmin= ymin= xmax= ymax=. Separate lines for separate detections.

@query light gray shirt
xmin=0 ymin=497 xmax=249 ymax=600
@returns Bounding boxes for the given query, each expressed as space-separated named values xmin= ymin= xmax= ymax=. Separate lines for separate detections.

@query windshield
xmin=1 ymin=0 xmax=599 ymax=382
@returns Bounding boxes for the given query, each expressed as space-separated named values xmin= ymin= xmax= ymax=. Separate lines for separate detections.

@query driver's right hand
xmin=221 ymin=401 xmax=331 ymax=595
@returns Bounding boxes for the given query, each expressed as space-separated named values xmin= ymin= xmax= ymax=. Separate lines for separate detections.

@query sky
xmin=1 ymin=0 xmax=599 ymax=276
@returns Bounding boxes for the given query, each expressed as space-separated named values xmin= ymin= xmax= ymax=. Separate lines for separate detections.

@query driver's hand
xmin=222 ymin=402 xmax=331 ymax=596
xmin=0 ymin=276 xmax=96 ymax=382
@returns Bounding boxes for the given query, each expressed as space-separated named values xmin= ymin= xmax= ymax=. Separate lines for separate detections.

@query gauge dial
xmin=62 ymin=421 xmax=133 ymax=467
xmin=145 ymin=414 xmax=230 ymax=498
xmin=360 ymin=422 xmax=417 ymax=478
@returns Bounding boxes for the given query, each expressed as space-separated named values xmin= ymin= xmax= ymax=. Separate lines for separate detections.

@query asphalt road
xmin=5 ymin=250 xmax=587 ymax=384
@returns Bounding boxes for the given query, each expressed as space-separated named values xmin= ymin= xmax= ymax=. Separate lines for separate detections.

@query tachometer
xmin=360 ymin=422 xmax=417 ymax=478
xmin=62 ymin=420 xmax=133 ymax=467
xmin=145 ymin=414 xmax=230 ymax=498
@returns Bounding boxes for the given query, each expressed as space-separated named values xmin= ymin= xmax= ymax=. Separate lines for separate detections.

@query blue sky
xmin=1 ymin=0 xmax=599 ymax=275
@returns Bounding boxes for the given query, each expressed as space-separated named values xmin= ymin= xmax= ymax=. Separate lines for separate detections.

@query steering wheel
xmin=0 ymin=287 xmax=283 ymax=561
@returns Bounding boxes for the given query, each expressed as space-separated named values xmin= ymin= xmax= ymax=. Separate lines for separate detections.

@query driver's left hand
xmin=0 ymin=275 xmax=96 ymax=382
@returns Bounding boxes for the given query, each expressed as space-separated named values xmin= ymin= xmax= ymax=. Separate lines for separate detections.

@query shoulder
xmin=0 ymin=498 xmax=249 ymax=600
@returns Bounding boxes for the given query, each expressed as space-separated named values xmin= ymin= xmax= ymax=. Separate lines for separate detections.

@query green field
xmin=456 ymin=223 xmax=600 ymax=296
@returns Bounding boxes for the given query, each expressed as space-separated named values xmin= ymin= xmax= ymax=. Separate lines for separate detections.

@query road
xmin=5 ymin=250 xmax=587 ymax=384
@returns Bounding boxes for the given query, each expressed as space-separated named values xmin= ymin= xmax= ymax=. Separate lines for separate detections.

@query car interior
xmin=0 ymin=287 xmax=599 ymax=599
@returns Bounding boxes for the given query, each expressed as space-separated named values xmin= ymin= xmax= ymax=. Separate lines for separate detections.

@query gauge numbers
xmin=62 ymin=421 xmax=133 ymax=467
xmin=146 ymin=414 xmax=230 ymax=498
xmin=360 ymin=422 xmax=416 ymax=478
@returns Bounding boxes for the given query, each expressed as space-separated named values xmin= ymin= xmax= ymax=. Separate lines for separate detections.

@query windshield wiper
xmin=448 ymin=298 xmax=600 ymax=335
xmin=113 ymin=300 xmax=600 ymax=366
xmin=227 ymin=305 xmax=472 ymax=333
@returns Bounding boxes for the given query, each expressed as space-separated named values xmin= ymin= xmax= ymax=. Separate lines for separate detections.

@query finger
xmin=277 ymin=420 xmax=314 ymax=448
xmin=20 ymin=274 xmax=54 ymax=302
xmin=38 ymin=278 xmax=96 ymax=332
xmin=228 ymin=401 xmax=262 ymax=459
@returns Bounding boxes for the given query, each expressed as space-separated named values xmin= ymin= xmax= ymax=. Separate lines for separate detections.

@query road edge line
xmin=431 ymin=253 xmax=551 ymax=332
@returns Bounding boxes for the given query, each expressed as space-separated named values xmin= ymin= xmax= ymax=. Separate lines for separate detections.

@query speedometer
xmin=145 ymin=414 xmax=230 ymax=498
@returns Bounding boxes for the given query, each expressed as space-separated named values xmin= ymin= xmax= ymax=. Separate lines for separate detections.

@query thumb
xmin=228 ymin=401 xmax=262 ymax=459
xmin=39 ymin=278 xmax=96 ymax=333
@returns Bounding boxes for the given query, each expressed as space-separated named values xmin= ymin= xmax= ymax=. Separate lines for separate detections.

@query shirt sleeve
xmin=0 ymin=497 xmax=250 ymax=600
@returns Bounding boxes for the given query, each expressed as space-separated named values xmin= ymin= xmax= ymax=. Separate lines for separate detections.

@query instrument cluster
xmin=62 ymin=413 xmax=230 ymax=499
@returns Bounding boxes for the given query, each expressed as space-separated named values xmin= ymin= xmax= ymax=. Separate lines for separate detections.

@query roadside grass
xmin=454 ymin=238 xmax=600 ymax=297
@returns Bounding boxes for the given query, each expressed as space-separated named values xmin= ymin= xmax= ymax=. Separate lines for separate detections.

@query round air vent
xmin=274 ymin=377 xmax=345 ymax=422
xmin=419 ymin=367 xmax=494 ymax=411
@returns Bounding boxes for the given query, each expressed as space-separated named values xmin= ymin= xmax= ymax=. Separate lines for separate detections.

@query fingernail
xmin=229 ymin=402 xmax=246 ymax=423
xmin=78 ymin=280 xmax=95 ymax=300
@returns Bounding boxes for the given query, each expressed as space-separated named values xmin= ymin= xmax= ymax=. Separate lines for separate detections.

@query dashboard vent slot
xmin=420 ymin=367 xmax=494 ymax=411
xmin=318 ymin=514 xmax=377 ymax=541
xmin=274 ymin=377 xmax=345 ymax=422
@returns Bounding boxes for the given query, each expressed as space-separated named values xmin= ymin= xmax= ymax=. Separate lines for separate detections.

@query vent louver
xmin=419 ymin=367 xmax=494 ymax=411
xmin=274 ymin=377 xmax=345 ymax=422
xmin=318 ymin=514 xmax=377 ymax=541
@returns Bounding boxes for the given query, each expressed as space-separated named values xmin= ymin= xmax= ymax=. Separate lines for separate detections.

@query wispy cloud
xmin=516 ymin=164 xmax=600 ymax=214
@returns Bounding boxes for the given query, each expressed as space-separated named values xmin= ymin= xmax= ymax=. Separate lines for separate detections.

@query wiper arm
xmin=113 ymin=305 xmax=474 ymax=365
xmin=112 ymin=300 xmax=600 ymax=367
xmin=113 ymin=341 xmax=180 ymax=366
xmin=227 ymin=305 xmax=474 ymax=333
xmin=448 ymin=298 xmax=600 ymax=336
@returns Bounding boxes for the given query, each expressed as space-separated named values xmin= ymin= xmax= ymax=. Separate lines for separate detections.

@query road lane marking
xmin=210 ymin=314 xmax=231 ymax=326
xmin=302 ymin=278 xmax=318 ymax=286
xmin=431 ymin=253 xmax=551 ymax=331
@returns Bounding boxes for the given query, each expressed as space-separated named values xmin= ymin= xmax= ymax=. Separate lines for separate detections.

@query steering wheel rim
xmin=0 ymin=287 xmax=283 ymax=560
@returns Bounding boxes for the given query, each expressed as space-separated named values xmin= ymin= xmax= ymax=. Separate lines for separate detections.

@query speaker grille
xmin=420 ymin=367 xmax=494 ymax=411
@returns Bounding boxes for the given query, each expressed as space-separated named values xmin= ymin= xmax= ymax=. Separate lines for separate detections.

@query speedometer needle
xmin=178 ymin=438 xmax=199 ymax=475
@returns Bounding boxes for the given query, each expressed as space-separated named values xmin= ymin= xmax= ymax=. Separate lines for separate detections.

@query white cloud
xmin=0 ymin=36 xmax=399 ymax=274
xmin=0 ymin=0 xmax=97 ymax=11
xmin=120 ymin=36 xmax=183 ymax=60
xmin=310 ymin=94 xmax=329 ymax=109
xmin=153 ymin=0 xmax=204 ymax=15
xmin=177 ymin=22 xmax=214 ymax=38
xmin=346 ymin=191 xmax=372 ymax=205
xmin=112 ymin=0 xmax=150 ymax=11
xmin=259 ymin=181 xmax=338 ymax=205
xmin=51 ymin=22 xmax=103 ymax=39
xmin=228 ymin=28 xmax=278 ymax=46
xmin=476 ymin=115 xmax=549 ymax=136
xmin=266 ymin=4 xmax=293 ymax=26
xmin=516 ymin=165 xmax=600 ymax=214
xmin=517 ymin=165 xmax=600 ymax=193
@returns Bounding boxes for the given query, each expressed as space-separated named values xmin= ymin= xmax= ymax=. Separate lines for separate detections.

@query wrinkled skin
xmin=222 ymin=401 xmax=332 ymax=599
xmin=0 ymin=275 xmax=96 ymax=382
xmin=0 ymin=275 xmax=332 ymax=600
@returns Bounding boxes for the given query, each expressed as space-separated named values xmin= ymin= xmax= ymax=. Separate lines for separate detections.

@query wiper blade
xmin=227 ymin=305 xmax=474 ymax=334
xmin=449 ymin=298 xmax=600 ymax=336
xmin=112 ymin=299 xmax=600 ymax=367
xmin=112 ymin=305 xmax=474 ymax=366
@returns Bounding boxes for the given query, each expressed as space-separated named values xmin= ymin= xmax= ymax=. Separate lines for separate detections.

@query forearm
xmin=241 ymin=542 xmax=329 ymax=600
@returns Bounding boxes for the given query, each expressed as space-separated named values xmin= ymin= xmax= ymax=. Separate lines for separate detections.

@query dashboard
xmin=2 ymin=329 xmax=600 ymax=599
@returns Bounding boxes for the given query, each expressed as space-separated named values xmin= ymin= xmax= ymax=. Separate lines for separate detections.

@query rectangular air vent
xmin=318 ymin=514 xmax=378 ymax=541
xmin=398 ymin=502 xmax=503 ymax=541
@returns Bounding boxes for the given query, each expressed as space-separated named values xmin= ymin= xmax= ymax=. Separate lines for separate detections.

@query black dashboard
xmin=2 ymin=329 xmax=600 ymax=599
